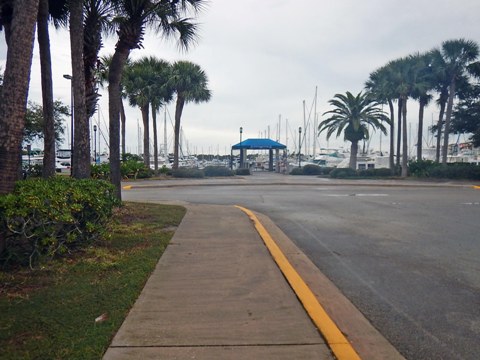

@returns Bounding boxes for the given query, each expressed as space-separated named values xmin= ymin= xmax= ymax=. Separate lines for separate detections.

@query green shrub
xmin=428 ymin=163 xmax=480 ymax=180
xmin=159 ymin=165 xmax=172 ymax=175
xmin=329 ymin=167 xmax=358 ymax=178
xmin=204 ymin=166 xmax=234 ymax=177
xmin=357 ymin=168 xmax=393 ymax=177
xmin=172 ymin=167 xmax=204 ymax=178
xmin=303 ymin=165 xmax=335 ymax=175
xmin=0 ymin=177 xmax=119 ymax=267
xmin=91 ymin=161 xmax=152 ymax=180
xmin=408 ymin=160 xmax=439 ymax=177
xmin=235 ymin=168 xmax=251 ymax=176
xmin=91 ymin=163 xmax=110 ymax=180
xmin=289 ymin=167 xmax=304 ymax=175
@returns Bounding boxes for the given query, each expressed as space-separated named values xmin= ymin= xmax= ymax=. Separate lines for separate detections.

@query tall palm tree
xmin=69 ymin=0 xmax=90 ymax=178
xmin=168 ymin=60 xmax=211 ymax=169
xmin=409 ymin=52 xmax=435 ymax=161
xmin=438 ymin=39 xmax=479 ymax=164
xmin=366 ymin=65 xmax=397 ymax=171
xmin=98 ymin=54 xmax=129 ymax=157
xmin=0 ymin=0 xmax=39 ymax=254
xmin=320 ymin=91 xmax=390 ymax=170
xmin=107 ymin=0 xmax=204 ymax=199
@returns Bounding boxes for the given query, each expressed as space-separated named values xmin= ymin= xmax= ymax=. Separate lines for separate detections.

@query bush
xmin=235 ymin=168 xmax=251 ymax=176
xmin=0 ymin=177 xmax=119 ymax=267
xmin=303 ymin=165 xmax=335 ymax=175
xmin=91 ymin=161 xmax=153 ymax=180
xmin=289 ymin=167 xmax=304 ymax=175
xmin=203 ymin=166 xmax=234 ymax=177
xmin=329 ymin=167 xmax=358 ymax=178
xmin=91 ymin=163 xmax=110 ymax=180
xmin=408 ymin=160 xmax=439 ymax=177
xmin=428 ymin=163 xmax=480 ymax=180
xmin=172 ymin=167 xmax=204 ymax=178
xmin=357 ymin=168 xmax=393 ymax=177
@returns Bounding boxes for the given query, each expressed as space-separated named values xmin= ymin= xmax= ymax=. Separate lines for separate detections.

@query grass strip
xmin=0 ymin=202 xmax=186 ymax=360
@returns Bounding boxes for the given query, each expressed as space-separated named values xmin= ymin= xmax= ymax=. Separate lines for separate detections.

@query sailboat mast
xmin=313 ymin=86 xmax=317 ymax=157
xmin=164 ymin=107 xmax=167 ymax=158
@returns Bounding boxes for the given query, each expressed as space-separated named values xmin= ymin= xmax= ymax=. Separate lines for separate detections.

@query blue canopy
xmin=232 ymin=138 xmax=286 ymax=150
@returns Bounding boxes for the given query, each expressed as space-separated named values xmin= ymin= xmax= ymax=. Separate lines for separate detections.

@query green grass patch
xmin=0 ymin=202 xmax=186 ymax=360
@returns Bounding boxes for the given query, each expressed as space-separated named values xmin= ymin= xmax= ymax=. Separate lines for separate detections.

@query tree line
xmin=320 ymin=38 xmax=480 ymax=174
xmin=0 ymin=0 xmax=209 ymax=201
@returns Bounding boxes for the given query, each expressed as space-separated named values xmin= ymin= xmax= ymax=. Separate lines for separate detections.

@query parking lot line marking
xmin=236 ymin=205 xmax=362 ymax=360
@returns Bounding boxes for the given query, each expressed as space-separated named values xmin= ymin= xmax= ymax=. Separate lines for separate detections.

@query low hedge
xmin=409 ymin=160 xmax=480 ymax=180
xmin=357 ymin=168 xmax=393 ymax=177
xmin=0 ymin=177 xmax=119 ymax=267
xmin=203 ymin=166 xmax=234 ymax=177
xmin=172 ymin=167 xmax=204 ymax=178
xmin=235 ymin=168 xmax=251 ymax=176
xmin=329 ymin=168 xmax=358 ymax=178
xmin=91 ymin=160 xmax=153 ymax=180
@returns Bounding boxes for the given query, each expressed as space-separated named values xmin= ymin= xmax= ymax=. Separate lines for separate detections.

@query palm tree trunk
xmin=152 ymin=104 xmax=158 ymax=172
xmin=401 ymin=97 xmax=408 ymax=177
xmin=38 ymin=0 xmax=56 ymax=178
xmin=109 ymin=47 xmax=130 ymax=200
xmin=417 ymin=98 xmax=425 ymax=161
xmin=435 ymin=93 xmax=447 ymax=163
xmin=120 ymin=98 xmax=126 ymax=157
xmin=141 ymin=104 xmax=150 ymax=167
xmin=69 ymin=0 xmax=90 ymax=179
xmin=396 ymin=98 xmax=402 ymax=166
xmin=173 ymin=96 xmax=185 ymax=169
xmin=388 ymin=99 xmax=395 ymax=171
xmin=349 ymin=141 xmax=358 ymax=170
xmin=0 ymin=0 xmax=39 ymax=255
xmin=442 ymin=79 xmax=456 ymax=164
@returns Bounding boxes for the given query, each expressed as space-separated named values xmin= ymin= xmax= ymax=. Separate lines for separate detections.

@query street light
xmin=239 ymin=127 xmax=243 ymax=168
xmin=298 ymin=127 xmax=302 ymax=168
xmin=93 ymin=124 xmax=97 ymax=164
xmin=63 ymin=74 xmax=73 ymax=160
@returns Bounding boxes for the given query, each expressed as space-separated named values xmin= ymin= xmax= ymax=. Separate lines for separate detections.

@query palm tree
xmin=107 ymin=0 xmax=204 ymax=199
xmin=0 ymin=0 xmax=39 ymax=254
xmin=168 ymin=60 xmax=211 ymax=169
xmin=366 ymin=65 xmax=397 ymax=171
xmin=438 ymin=39 xmax=479 ymax=164
xmin=409 ymin=52 xmax=435 ymax=161
xmin=69 ymin=0 xmax=90 ymax=178
xmin=320 ymin=91 xmax=390 ymax=170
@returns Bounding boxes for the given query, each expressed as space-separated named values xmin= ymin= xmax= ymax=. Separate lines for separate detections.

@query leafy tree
xmin=452 ymin=84 xmax=480 ymax=147
xmin=168 ymin=60 xmax=211 ymax=169
xmin=23 ymin=100 xmax=68 ymax=147
xmin=320 ymin=91 xmax=390 ymax=170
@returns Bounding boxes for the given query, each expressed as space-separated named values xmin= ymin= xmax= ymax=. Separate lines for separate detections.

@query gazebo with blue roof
xmin=231 ymin=138 xmax=287 ymax=172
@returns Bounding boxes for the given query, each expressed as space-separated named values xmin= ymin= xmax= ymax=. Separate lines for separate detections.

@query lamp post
xmin=63 ymin=74 xmax=73 ymax=158
xmin=298 ymin=127 xmax=302 ymax=168
xmin=93 ymin=124 xmax=97 ymax=164
xmin=239 ymin=127 xmax=243 ymax=168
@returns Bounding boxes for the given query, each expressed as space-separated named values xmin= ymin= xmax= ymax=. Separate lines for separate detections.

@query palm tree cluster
xmin=121 ymin=57 xmax=211 ymax=171
xmin=0 ymin=0 xmax=207 ymax=201
xmin=321 ymin=38 xmax=480 ymax=175
xmin=365 ymin=39 xmax=480 ymax=174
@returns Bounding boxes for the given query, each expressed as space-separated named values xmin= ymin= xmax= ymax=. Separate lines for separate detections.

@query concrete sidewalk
xmin=103 ymin=204 xmax=334 ymax=359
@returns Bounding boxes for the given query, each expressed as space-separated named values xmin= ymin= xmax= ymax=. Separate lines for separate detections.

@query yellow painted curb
xmin=122 ymin=185 xmax=132 ymax=190
xmin=474 ymin=186 xmax=480 ymax=189
xmin=235 ymin=205 xmax=361 ymax=360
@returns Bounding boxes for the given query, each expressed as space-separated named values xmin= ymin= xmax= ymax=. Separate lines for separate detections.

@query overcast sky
xmin=2 ymin=0 xmax=480 ymax=156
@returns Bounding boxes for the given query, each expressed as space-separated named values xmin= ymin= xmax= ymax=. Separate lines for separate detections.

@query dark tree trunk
xmin=388 ymin=99 xmax=395 ymax=172
xmin=417 ymin=98 xmax=425 ymax=161
xmin=0 ymin=0 xmax=39 ymax=254
xmin=435 ymin=91 xmax=448 ymax=163
xmin=442 ymin=79 xmax=456 ymax=164
xmin=173 ymin=95 xmax=185 ymax=169
xmin=401 ymin=97 xmax=408 ymax=177
xmin=141 ymin=103 xmax=150 ymax=167
xmin=38 ymin=0 xmax=56 ymax=178
xmin=152 ymin=104 xmax=158 ymax=172
xmin=109 ymin=47 xmax=130 ymax=200
xmin=396 ymin=98 xmax=402 ymax=166
xmin=120 ymin=98 xmax=126 ymax=157
xmin=69 ymin=0 xmax=90 ymax=178
xmin=349 ymin=141 xmax=358 ymax=170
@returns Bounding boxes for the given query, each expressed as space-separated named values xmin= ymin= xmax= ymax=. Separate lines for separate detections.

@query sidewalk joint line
xmin=235 ymin=205 xmax=362 ymax=360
